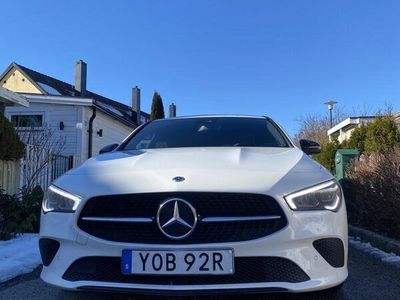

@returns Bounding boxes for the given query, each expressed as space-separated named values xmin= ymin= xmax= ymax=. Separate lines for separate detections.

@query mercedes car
xmin=39 ymin=115 xmax=348 ymax=295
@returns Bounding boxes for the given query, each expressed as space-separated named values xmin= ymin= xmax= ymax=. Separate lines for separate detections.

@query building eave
xmin=0 ymin=87 xmax=29 ymax=107
xmin=23 ymin=94 xmax=93 ymax=106
xmin=21 ymin=94 xmax=136 ymax=128
xmin=327 ymin=116 xmax=376 ymax=136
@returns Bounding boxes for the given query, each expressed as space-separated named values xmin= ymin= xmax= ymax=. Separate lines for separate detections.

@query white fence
xmin=19 ymin=144 xmax=73 ymax=191
xmin=0 ymin=145 xmax=72 ymax=194
xmin=0 ymin=160 xmax=19 ymax=195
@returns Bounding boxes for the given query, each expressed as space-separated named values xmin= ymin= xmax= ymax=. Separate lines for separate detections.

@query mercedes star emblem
xmin=156 ymin=198 xmax=197 ymax=240
xmin=172 ymin=176 xmax=185 ymax=182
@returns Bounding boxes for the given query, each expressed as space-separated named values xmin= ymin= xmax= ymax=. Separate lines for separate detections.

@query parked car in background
xmin=39 ymin=115 xmax=347 ymax=295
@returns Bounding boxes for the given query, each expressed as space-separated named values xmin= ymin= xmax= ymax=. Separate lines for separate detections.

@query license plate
xmin=121 ymin=249 xmax=234 ymax=275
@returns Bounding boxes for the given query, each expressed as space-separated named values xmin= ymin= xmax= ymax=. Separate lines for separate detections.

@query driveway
xmin=1 ymin=242 xmax=399 ymax=300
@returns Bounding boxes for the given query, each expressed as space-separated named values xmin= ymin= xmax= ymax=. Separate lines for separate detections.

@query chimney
xmin=169 ymin=103 xmax=177 ymax=118
xmin=132 ymin=86 xmax=141 ymax=125
xmin=75 ymin=60 xmax=87 ymax=96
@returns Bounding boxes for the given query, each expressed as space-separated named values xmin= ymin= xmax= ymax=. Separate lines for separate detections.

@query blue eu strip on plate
xmin=121 ymin=250 xmax=132 ymax=274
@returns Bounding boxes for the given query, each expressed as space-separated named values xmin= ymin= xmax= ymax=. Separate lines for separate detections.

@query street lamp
xmin=324 ymin=100 xmax=338 ymax=128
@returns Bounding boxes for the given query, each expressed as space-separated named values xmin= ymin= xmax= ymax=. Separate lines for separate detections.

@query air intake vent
xmin=313 ymin=238 xmax=345 ymax=268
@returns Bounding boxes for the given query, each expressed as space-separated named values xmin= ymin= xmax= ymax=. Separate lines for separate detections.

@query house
xmin=328 ymin=113 xmax=400 ymax=143
xmin=394 ymin=112 xmax=400 ymax=126
xmin=327 ymin=116 xmax=376 ymax=143
xmin=0 ymin=86 xmax=29 ymax=110
xmin=0 ymin=60 xmax=150 ymax=168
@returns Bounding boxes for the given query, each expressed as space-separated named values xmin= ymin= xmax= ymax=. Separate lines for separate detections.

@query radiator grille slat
xmin=78 ymin=192 xmax=287 ymax=244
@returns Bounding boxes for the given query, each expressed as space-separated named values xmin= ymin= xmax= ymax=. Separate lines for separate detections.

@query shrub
xmin=0 ymin=190 xmax=22 ymax=240
xmin=0 ymin=112 xmax=25 ymax=160
xmin=343 ymin=115 xmax=400 ymax=154
xmin=342 ymin=124 xmax=368 ymax=153
xmin=19 ymin=186 xmax=44 ymax=233
xmin=344 ymin=146 xmax=400 ymax=240
xmin=364 ymin=115 xmax=400 ymax=154
xmin=0 ymin=186 xmax=43 ymax=240
xmin=313 ymin=140 xmax=341 ymax=173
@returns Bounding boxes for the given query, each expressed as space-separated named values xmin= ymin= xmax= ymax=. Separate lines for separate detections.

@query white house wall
xmin=5 ymin=103 xmax=82 ymax=164
xmin=5 ymin=104 xmax=134 ymax=167
xmin=83 ymin=107 xmax=133 ymax=157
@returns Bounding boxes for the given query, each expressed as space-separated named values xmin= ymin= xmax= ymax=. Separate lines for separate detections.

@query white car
xmin=39 ymin=115 xmax=348 ymax=296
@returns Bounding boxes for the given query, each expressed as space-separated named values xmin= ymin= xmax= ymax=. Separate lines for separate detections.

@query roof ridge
xmin=9 ymin=62 xmax=149 ymax=125
xmin=15 ymin=63 xmax=130 ymax=107
xmin=15 ymin=63 xmax=75 ymax=90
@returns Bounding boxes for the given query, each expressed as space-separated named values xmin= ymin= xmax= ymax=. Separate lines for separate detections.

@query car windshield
xmin=122 ymin=117 xmax=291 ymax=150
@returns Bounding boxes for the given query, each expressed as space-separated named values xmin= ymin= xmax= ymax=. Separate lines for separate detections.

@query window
xmin=122 ymin=117 xmax=291 ymax=150
xmin=11 ymin=114 xmax=43 ymax=128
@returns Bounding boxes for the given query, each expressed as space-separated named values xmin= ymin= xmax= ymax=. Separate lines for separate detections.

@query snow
xmin=1 ymin=234 xmax=399 ymax=284
xmin=349 ymin=236 xmax=400 ymax=267
xmin=37 ymin=82 xmax=62 ymax=95
xmin=0 ymin=234 xmax=41 ymax=283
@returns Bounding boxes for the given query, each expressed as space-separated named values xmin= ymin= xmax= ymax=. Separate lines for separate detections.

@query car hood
xmin=54 ymin=147 xmax=332 ymax=198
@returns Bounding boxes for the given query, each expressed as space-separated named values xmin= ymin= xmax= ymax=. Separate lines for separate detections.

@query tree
xmin=294 ymin=107 xmax=348 ymax=145
xmin=363 ymin=115 xmax=400 ymax=154
xmin=18 ymin=125 xmax=66 ymax=190
xmin=313 ymin=140 xmax=341 ymax=173
xmin=342 ymin=124 xmax=368 ymax=153
xmin=0 ymin=113 xmax=24 ymax=160
xmin=342 ymin=115 xmax=399 ymax=154
xmin=150 ymin=92 xmax=165 ymax=121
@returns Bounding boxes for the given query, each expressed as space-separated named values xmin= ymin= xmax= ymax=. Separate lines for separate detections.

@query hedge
xmin=0 ymin=113 xmax=24 ymax=160
xmin=0 ymin=186 xmax=43 ymax=240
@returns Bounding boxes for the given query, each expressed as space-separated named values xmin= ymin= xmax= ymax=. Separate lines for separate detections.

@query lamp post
xmin=324 ymin=100 xmax=338 ymax=128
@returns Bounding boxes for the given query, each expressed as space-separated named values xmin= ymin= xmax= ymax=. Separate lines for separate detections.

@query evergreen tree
xmin=364 ymin=115 xmax=400 ymax=154
xmin=342 ymin=115 xmax=400 ymax=154
xmin=150 ymin=92 xmax=165 ymax=121
xmin=343 ymin=124 xmax=368 ymax=153
xmin=0 ymin=113 xmax=24 ymax=160
xmin=313 ymin=140 xmax=341 ymax=173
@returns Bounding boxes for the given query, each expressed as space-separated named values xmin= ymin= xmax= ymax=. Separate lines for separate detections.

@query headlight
xmin=284 ymin=180 xmax=342 ymax=212
xmin=42 ymin=185 xmax=81 ymax=213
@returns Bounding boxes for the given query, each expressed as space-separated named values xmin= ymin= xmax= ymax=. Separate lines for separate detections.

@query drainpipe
xmin=88 ymin=106 xmax=96 ymax=158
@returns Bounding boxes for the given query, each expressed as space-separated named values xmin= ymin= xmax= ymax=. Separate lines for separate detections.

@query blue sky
xmin=1 ymin=0 xmax=400 ymax=136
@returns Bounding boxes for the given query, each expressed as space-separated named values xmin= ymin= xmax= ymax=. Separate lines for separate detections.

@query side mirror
xmin=99 ymin=143 xmax=119 ymax=154
xmin=299 ymin=139 xmax=321 ymax=155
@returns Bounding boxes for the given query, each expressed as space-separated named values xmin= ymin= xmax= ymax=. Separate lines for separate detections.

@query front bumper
xmin=39 ymin=202 xmax=348 ymax=294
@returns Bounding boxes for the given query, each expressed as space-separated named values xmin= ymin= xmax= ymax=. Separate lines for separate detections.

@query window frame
xmin=119 ymin=117 xmax=294 ymax=151
xmin=8 ymin=112 xmax=46 ymax=131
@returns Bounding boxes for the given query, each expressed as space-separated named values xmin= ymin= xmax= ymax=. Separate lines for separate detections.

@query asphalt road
xmin=1 ymin=243 xmax=399 ymax=300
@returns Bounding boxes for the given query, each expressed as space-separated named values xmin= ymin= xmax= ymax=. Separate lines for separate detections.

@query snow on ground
xmin=349 ymin=236 xmax=400 ymax=267
xmin=0 ymin=234 xmax=41 ymax=283
xmin=1 ymin=234 xmax=400 ymax=283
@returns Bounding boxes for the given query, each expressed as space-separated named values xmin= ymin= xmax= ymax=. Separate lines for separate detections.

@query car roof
xmin=154 ymin=115 xmax=268 ymax=121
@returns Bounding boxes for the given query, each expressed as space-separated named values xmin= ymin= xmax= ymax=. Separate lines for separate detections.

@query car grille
xmin=62 ymin=256 xmax=310 ymax=284
xmin=77 ymin=192 xmax=287 ymax=244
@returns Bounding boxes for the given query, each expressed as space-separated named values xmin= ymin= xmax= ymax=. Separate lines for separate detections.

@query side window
xmin=10 ymin=114 xmax=44 ymax=129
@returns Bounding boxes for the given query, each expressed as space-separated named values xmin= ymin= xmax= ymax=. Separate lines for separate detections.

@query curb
xmin=348 ymin=224 xmax=400 ymax=256
xmin=0 ymin=266 xmax=42 ymax=291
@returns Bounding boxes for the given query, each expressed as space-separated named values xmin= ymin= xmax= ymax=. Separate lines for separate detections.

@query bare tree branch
xmin=294 ymin=107 xmax=348 ymax=145
xmin=17 ymin=124 xmax=66 ymax=190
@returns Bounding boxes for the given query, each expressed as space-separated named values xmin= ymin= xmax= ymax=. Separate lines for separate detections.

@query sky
xmin=1 ymin=0 xmax=400 ymax=136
